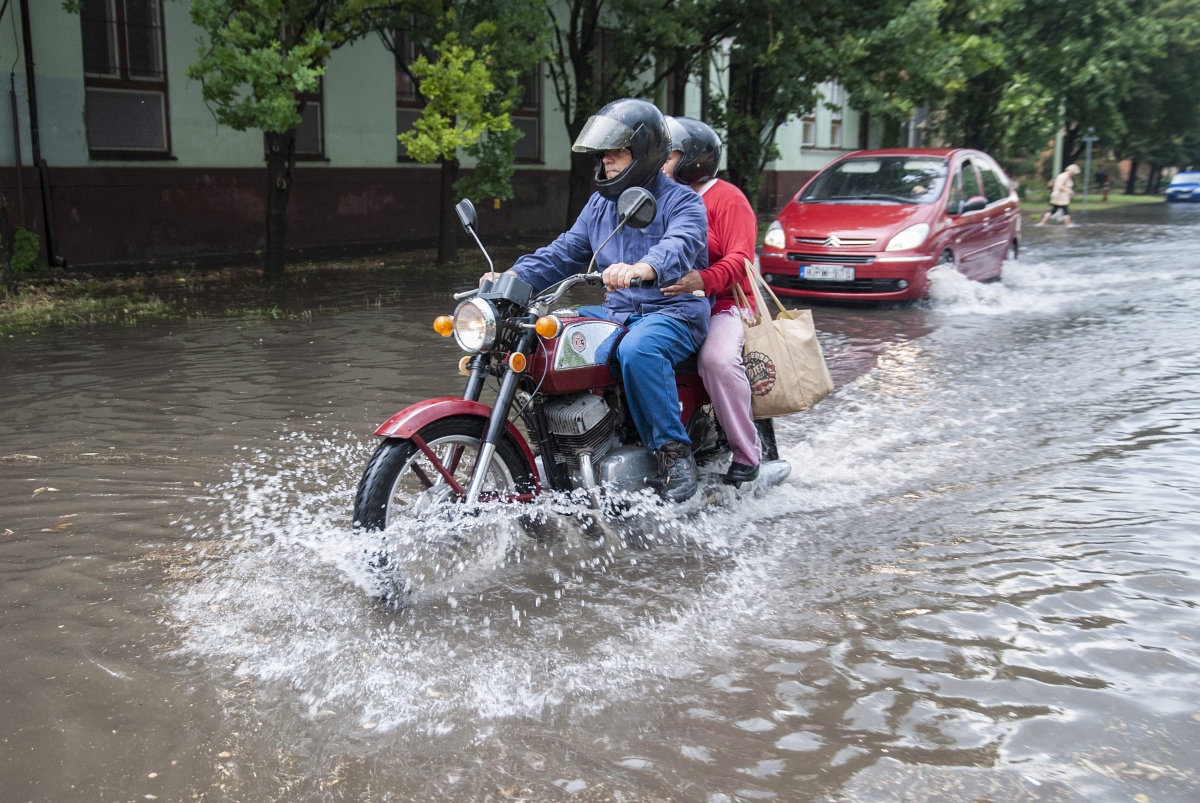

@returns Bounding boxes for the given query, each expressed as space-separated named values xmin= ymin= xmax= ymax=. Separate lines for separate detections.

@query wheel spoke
xmin=411 ymin=434 xmax=466 ymax=497
xmin=410 ymin=462 xmax=435 ymax=490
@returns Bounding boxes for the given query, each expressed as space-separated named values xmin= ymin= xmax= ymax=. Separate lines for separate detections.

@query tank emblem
xmin=570 ymin=332 xmax=588 ymax=354
xmin=745 ymin=351 xmax=777 ymax=397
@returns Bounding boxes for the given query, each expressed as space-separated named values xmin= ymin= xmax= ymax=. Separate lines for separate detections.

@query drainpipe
xmin=17 ymin=0 xmax=64 ymax=266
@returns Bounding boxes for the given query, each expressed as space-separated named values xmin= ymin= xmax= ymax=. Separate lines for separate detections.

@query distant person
xmin=1036 ymin=164 xmax=1081 ymax=228
xmin=1096 ymin=165 xmax=1110 ymax=202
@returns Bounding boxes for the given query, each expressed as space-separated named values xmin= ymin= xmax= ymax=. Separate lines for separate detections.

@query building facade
xmin=0 ymin=1 xmax=866 ymax=267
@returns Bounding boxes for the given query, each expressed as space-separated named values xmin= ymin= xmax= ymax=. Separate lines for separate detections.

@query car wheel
xmin=936 ymin=250 xmax=955 ymax=268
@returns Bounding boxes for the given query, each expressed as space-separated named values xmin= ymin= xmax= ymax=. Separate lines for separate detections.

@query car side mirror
xmin=617 ymin=187 xmax=657 ymax=229
xmin=454 ymin=198 xmax=478 ymax=232
xmin=959 ymin=196 xmax=988 ymax=214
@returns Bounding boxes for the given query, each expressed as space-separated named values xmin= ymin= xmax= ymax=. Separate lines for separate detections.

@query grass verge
xmin=0 ymin=277 xmax=176 ymax=335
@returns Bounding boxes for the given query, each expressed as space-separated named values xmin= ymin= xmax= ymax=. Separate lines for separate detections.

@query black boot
xmin=655 ymin=441 xmax=699 ymax=503
xmin=723 ymin=460 xmax=760 ymax=486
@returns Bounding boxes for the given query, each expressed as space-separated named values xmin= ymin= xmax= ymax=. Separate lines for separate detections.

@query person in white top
xmin=1037 ymin=164 xmax=1081 ymax=228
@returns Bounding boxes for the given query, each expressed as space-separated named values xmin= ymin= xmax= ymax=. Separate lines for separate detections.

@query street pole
xmin=1081 ymin=126 xmax=1098 ymax=211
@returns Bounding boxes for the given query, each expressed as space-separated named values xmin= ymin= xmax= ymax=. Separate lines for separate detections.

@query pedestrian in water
xmin=1037 ymin=164 xmax=1081 ymax=228
xmin=660 ymin=116 xmax=762 ymax=485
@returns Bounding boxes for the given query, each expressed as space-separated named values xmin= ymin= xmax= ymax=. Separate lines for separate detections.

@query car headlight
xmin=764 ymin=220 xmax=786 ymax=250
xmin=452 ymin=298 xmax=497 ymax=353
xmin=885 ymin=223 xmax=930 ymax=252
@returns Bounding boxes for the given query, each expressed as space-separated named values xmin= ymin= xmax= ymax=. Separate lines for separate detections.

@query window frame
xmin=801 ymin=113 xmax=816 ymax=148
xmin=80 ymin=0 xmax=173 ymax=160
xmin=511 ymin=66 xmax=542 ymax=164
xmin=293 ymin=77 xmax=326 ymax=161
xmin=395 ymin=27 xmax=423 ymax=163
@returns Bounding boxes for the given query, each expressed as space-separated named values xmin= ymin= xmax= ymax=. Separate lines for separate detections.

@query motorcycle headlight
xmin=452 ymin=298 xmax=498 ymax=353
xmin=885 ymin=223 xmax=930 ymax=252
xmin=764 ymin=220 xmax=786 ymax=250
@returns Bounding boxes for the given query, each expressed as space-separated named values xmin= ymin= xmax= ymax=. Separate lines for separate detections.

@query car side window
xmin=947 ymin=163 xmax=964 ymax=213
xmin=980 ymin=163 xmax=1007 ymax=204
xmin=961 ymin=158 xmax=984 ymax=201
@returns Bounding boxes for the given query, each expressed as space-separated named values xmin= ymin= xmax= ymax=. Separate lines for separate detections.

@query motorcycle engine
xmin=542 ymin=393 xmax=617 ymax=471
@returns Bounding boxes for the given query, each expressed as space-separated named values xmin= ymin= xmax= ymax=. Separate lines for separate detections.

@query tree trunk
xmin=1125 ymin=158 xmax=1139 ymax=194
xmin=264 ymin=130 xmax=296 ymax=284
xmin=880 ymin=116 xmax=901 ymax=148
xmin=1147 ymin=164 xmax=1161 ymax=194
xmin=566 ymin=150 xmax=594 ymax=228
xmin=437 ymin=157 xmax=460 ymax=265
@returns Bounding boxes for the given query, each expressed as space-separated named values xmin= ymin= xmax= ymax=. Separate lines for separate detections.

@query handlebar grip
xmin=627 ymin=278 xmax=646 ymax=288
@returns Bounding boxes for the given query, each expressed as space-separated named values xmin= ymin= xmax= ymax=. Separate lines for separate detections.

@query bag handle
xmin=732 ymin=284 xmax=763 ymax=327
xmin=743 ymin=258 xmax=792 ymax=318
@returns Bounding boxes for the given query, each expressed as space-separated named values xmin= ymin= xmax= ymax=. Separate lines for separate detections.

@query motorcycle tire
xmin=352 ymin=415 xmax=536 ymax=532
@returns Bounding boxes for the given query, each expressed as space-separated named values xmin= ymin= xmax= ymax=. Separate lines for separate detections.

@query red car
xmin=759 ymin=148 xmax=1020 ymax=302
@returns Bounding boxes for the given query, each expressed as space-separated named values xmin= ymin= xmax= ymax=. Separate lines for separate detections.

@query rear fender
xmin=374 ymin=398 xmax=539 ymax=484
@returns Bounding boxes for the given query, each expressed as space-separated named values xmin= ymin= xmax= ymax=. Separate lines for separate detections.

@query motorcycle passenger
xmin=660 ymin=116 xmax=761 ymax=484
xmin=484 ymin=98 xmax=710 ymax=503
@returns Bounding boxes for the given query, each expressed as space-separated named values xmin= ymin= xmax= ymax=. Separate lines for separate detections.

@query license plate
xmin=802 ymin=264 xmax=854 ymax=281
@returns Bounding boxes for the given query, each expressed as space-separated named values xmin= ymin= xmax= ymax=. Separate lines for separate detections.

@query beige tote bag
xmin=732 ymin=260 xmax=834 ymax=418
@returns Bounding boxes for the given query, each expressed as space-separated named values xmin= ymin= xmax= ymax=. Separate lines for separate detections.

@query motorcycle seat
xmin=607 ymin=348 xmax=700 ymax=380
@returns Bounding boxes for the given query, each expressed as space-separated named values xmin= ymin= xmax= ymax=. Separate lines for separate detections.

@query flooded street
xmin=4 ymin=203 xmax=1200 ymax=802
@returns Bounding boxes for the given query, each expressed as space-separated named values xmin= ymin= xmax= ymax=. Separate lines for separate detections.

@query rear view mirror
xmin=617 ymin=187 xmax=657 ymax=229
xmin=959 ymin=196 xmax=987 ymax=214
xmin=455 ymin=199 xmax=478 ymax=231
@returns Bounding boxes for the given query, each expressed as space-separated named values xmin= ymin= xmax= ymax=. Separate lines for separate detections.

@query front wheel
xmin=353 ymin=415 xmax=536 ymax=532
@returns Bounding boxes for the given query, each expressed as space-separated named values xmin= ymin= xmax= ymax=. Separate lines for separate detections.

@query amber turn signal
xmin=534 ymin=316 xmax=561 ymax=339
xmin=433 ymin=315 xmax=454 ymax=336
xmin=508 ymin=352 xmax=527 ymax=373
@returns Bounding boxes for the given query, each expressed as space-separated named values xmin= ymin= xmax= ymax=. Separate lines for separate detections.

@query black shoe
xmin=723 ymin=460 xmax=760 ymax=486
xmin=654 ymin=441 xmax=699 ymax=503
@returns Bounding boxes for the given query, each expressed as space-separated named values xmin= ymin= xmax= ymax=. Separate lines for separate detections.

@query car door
xmin=974 ymin=157 xmax=1018 ymax=279
xmin=941 ymin=157 xmax=986 ymax=273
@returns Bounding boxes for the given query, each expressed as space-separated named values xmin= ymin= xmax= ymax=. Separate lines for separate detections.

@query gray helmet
xmin=572 ymin=98 xmax=670 ymax=200
xmin=665 ymin=116 xmax=722 ymax=184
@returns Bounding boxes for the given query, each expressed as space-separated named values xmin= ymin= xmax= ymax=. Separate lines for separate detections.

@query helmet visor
xmin=572 ymin=115 xmax=635 ymax=153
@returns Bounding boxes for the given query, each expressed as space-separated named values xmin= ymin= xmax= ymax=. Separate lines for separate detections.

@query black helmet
xmin=665 ymin=116 xmax=722 ymax=184
xmin=572 ymin=98 xmax=670 ymax=200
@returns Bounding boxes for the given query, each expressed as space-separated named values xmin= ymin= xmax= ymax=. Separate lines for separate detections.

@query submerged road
xmin=3 ymin=202 xmax=1200 ymax=801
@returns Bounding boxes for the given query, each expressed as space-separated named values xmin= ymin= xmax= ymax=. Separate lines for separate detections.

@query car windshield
xmin=799 ymin=156 xmax=949 ymax=205
xmin=1169 ymin=172 xmax=1200 ymax=185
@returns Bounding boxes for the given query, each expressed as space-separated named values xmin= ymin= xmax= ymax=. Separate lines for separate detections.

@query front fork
xmin=463 ymin=329 xmax=536 ymax=505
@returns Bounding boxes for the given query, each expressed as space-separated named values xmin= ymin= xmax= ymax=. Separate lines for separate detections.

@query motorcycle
xmin=352 ymin=187 xmax=791 ymax=536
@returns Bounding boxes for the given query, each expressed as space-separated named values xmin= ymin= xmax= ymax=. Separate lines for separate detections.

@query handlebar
xmin=580 ymin=273 xmax=646 ymax=288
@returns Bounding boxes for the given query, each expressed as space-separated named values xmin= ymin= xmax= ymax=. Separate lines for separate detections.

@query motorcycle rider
xmin=482 ymin=98 xmax=710 ymax=503
xmin=661 ymin=117 xmax=761 ymax=484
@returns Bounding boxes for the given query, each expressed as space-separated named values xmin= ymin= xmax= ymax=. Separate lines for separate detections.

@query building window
xmin=801 ymin=114 xmax=816 ymax=148
xmin=295 ymin=78 xmax=324 ymax=158
xmin=80 ymin=0 xmax=170 ymax=156
xmin=594 ymin=28 xmax=618 ymax=95
xmin=829 ymin=120 xmax=843 ymax=148
xmin=395 ymin=29 xmax=422 ymax=161
xmin=512 ymin=67 xmax=541 ymax=163
xmin=827 ymin=82 xmax=844 ymax=149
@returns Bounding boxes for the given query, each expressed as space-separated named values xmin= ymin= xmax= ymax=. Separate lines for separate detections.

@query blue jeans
xmin=580 ymin=306 xmax=697 ymax=450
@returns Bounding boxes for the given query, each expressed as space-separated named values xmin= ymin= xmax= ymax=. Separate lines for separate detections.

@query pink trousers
xmin=697 ymin=308 xmax=761 ymax=467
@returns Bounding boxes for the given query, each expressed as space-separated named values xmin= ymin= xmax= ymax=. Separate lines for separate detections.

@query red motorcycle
xmin=353 ymin=189 xmax=788 ymax=533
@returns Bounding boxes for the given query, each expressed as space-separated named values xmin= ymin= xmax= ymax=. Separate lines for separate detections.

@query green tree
xmin=186 ymin=0 xmax=425 ymax=282
xmin=922 ymin=0 xmax=1165 ymax=168
xmin=1118 ymin=0 xmax=1200 ymax=190
xmin=380 ymin=0 xmax=550 ymax=263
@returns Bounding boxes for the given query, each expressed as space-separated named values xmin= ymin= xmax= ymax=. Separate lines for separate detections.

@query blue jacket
xmin=511 ymin=172 xmax=711 ymax=344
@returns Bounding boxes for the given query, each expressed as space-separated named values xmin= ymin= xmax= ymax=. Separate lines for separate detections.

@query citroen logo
xmin=824 ymin=235 xmax=843 ymax=247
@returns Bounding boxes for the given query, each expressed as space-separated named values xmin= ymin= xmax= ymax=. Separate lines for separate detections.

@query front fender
xmin=373 ymin=398 xmax=539 ymax=483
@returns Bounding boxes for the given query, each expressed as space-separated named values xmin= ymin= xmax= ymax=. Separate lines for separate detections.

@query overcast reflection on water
xmin=2 ymin=205 xmax=1200 ymax=802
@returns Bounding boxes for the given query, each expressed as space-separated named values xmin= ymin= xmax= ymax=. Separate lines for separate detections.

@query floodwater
xmin=3 ymin=203 xmax=1200 ymax=802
